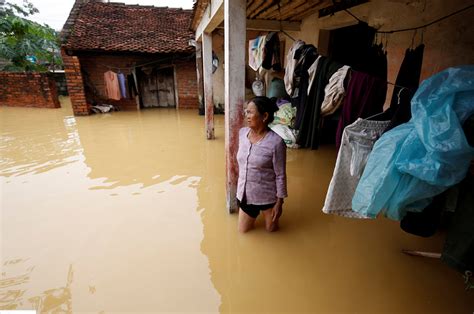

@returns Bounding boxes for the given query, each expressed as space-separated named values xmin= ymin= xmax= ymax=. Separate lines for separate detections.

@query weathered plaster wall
xmin=294 ymin=0 xmax=473 ymax=105
xmin=212 ymin=31 xmax=225 ymax=108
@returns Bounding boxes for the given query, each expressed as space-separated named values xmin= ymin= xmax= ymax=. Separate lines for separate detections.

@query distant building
xmin=60 ymin=0 xmax=198 ymax=116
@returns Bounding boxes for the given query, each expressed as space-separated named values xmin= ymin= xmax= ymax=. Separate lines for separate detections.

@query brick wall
xmin=78 ymin=54 xmax=153 ymax=104
xmin=61 ymin=51 xmax=198 ymax=114
xmin=175 ymin=60 xmax=199 ymax=109
xmin=79 ymin=53 xmax=198 ymax=110
xmin=0 ymin=72 xmax=60 ymax=108
xmin=61 ymin=48 xmax=89 ymax=115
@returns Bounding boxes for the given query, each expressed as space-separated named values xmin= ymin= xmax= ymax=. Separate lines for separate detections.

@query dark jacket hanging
xmin=290 ymin=44 xmax=318 ymax=129
xmin=297 ymin=57 xmax=343 ymax=149
xmin=262 ymin=32 xmax=282 ymax=71
xmin=384 ymin=44 xmax=425 ymax=132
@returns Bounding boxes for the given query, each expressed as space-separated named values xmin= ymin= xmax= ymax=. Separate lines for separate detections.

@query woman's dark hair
xmin=250 ymin=96 xmax=279 ymax=125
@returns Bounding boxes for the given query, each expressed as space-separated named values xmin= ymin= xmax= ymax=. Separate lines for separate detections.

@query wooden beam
xmin=265 ymin=0 xmax=307 ymax=19
xmin=224 ymin=0 xmax=246 ymax=213
xmin=249 ymin=2 xmax=273 ymax=19
xmin=202 ymin=32 xmax=215 ymax=140
xmin=246 ymin=19 xmax=301 ymax=31
xmin=280 ymin=1 xmax=324 ymax=20
xmin=247 ymin=0 xmax=266 ymax=18
xmin=251 ymin=0 xmax=291 ymax=20
xmin=195 ymin=0 xmax=224 ymax=41
xmin=290 ymin=4 xmax=326 ymax=21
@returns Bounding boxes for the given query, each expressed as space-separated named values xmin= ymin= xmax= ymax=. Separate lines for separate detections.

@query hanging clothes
xmin=364 ymin=43 xmax=388 ymax=81
xmin=127 ymin=74 xmax=138 ymax=98
xmin=351 ymin=66 xmax=474 ymax=220
xmin=307 ymin=55 xmax=322 ymax=95
xmin=262 ymin=32 xmax=282 ymax=71
xmin=384 ymin=44 xmax=425 ymax=132
xmin=248 ymin=35 xmax=266 ymax=71
xmin=290 ymin=44 xmax=318 ymax=130
xmin=117 ymin=72 xmax=127 ymax=99
xmin=284 ymin=40 xmax=305 ymax=96
xmin=320 ymin=65 xmax=351 ymax=116
xmin=400 ymin=185 xmax=459 ymax=237
xmin=104 ymin=70 xmax=121 ymax=100
xmin=323 ymin=118 xmax=390 ymax=218
xmin=335 ymin=71 xmax=387 ymax=150
xmin=441 ymin=115 xmax=474 ymax=273
xmin=441 ymin=173 xmax=474 ymax=274
xmin=297 ymin=57 xmax=343 ymax=149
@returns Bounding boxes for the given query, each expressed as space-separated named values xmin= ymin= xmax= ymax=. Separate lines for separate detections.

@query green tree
xmin=0 ymin=0 xmax=62 ymax=71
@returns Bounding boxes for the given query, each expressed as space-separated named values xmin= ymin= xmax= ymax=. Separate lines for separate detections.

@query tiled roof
xmin=63 ymin=1 xmax=194 ymax=54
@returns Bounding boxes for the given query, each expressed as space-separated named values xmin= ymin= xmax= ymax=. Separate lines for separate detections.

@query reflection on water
xmin=1 ymin=98 xmax=473 ymax=313
xmin=1 ymin=98 xmax=220 ymax=313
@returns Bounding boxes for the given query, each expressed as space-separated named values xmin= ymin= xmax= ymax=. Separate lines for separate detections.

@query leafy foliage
xmin=0 ymin=0 xmax=62 ymax=71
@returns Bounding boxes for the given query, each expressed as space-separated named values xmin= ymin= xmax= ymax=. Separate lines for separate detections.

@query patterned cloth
xmin=322 ymin=118 xmax=390 ymax=218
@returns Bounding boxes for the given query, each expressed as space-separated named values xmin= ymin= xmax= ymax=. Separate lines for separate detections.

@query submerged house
xmin=60 ymin=0 xmax=199 ymax=116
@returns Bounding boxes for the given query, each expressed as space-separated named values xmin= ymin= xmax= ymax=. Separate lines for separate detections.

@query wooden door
xmin=156 ymin=67 xmax=175 ymax=107
xmin=139 ymin=67 xmax=159 ymax=108
xmin=138 ymin=66 xmax=176 ymax=108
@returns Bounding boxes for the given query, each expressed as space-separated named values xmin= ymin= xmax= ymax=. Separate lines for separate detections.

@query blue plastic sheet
xmin=352 ymin=66 xmax=474 ymax=220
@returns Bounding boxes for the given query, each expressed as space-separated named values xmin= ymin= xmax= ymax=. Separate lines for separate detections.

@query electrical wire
xmin=340 ymin=3 xmax=474 ymax=34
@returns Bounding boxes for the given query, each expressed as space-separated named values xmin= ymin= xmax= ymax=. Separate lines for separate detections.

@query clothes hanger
xmin=366 ymin=86 xmax=409 ymax=121
xmin=365 ymin=108 xmax=392 ymax=121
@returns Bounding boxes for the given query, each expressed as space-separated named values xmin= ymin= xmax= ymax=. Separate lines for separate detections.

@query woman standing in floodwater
xmin=236 ymin=96 xmax=288 ymax=233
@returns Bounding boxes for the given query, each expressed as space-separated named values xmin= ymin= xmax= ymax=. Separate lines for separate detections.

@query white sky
xmin=8 ymin=0 xmax=194 ymax=30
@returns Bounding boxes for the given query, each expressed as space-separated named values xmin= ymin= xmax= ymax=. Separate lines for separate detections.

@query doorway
xmin=138 ymin=66 xmax=176 ymax=108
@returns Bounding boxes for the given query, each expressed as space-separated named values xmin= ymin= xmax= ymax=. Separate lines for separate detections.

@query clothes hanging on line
xmin=307 ymin=55 xmax=322 ymax=95
xmin=262 ymin=32 xmax=282 ymax=71
xmin=384 ymin=44 xmax=425 ymax=132
xmin=117 ymin=72 xmax=127 ymax=99
xmin=336 ymin=71 xmax=387 ymax=150
xmin=248 ymin=35 xmax=267 ymax=71
xmin=364 ymin=43 xmax=388 ymax=81
xmin=296 ymin=57 xmax=343 ymax=149
xmin=320 ymin=65 xmax=351 ymax=117
xmin=400 ymin=184 xmax=459 ymax=237
xmin=127 ymin=74 xmax=138 ymax=98
xmin=351 ymin=66 xmax=474 ymax=221
xmin=284 ymin=40 xmax=305 ymax=96
xmin=323 ymin=118 xmax=390 ymax=218
xmin=104 ymin=70 xmax=121 ymax=100
xmin=290 ymin=44 xmax=318 ymax=130
xmin=442 ymin=170 xmax=474 ymax=275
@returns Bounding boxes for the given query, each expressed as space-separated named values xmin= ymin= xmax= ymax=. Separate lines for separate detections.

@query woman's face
xmin=245 ymin=102 xmax=268 ymax=129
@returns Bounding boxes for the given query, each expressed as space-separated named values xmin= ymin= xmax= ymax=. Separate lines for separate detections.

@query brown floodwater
xmin=1 ymin=97 xmax=473 ymax=313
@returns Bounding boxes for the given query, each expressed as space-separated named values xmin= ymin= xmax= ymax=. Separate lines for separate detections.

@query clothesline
xmin=341 ymin=2 xmax=474 ymax=34
xmin=97 ymin=53 xmax=195 ymax=71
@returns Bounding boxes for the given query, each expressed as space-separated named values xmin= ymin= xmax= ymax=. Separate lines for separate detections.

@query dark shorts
xmin=237 ymin=198 xmax=275 ymax=219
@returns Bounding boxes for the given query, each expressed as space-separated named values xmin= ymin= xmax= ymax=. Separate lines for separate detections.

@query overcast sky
xmin=8 ymin=0 xmax=194 ymax=30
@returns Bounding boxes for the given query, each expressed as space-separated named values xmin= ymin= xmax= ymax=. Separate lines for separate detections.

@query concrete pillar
xmin=202 ymin=32 xmax=215 ymax=140
xmin=224 ymin=0 xmax=246 ymax=213
xmin=195 ymin=40 xmax=205 ymax=115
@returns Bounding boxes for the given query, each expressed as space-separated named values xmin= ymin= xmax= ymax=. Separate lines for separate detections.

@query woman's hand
xmin=272 ymin=198 xmax=284 ymax=222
